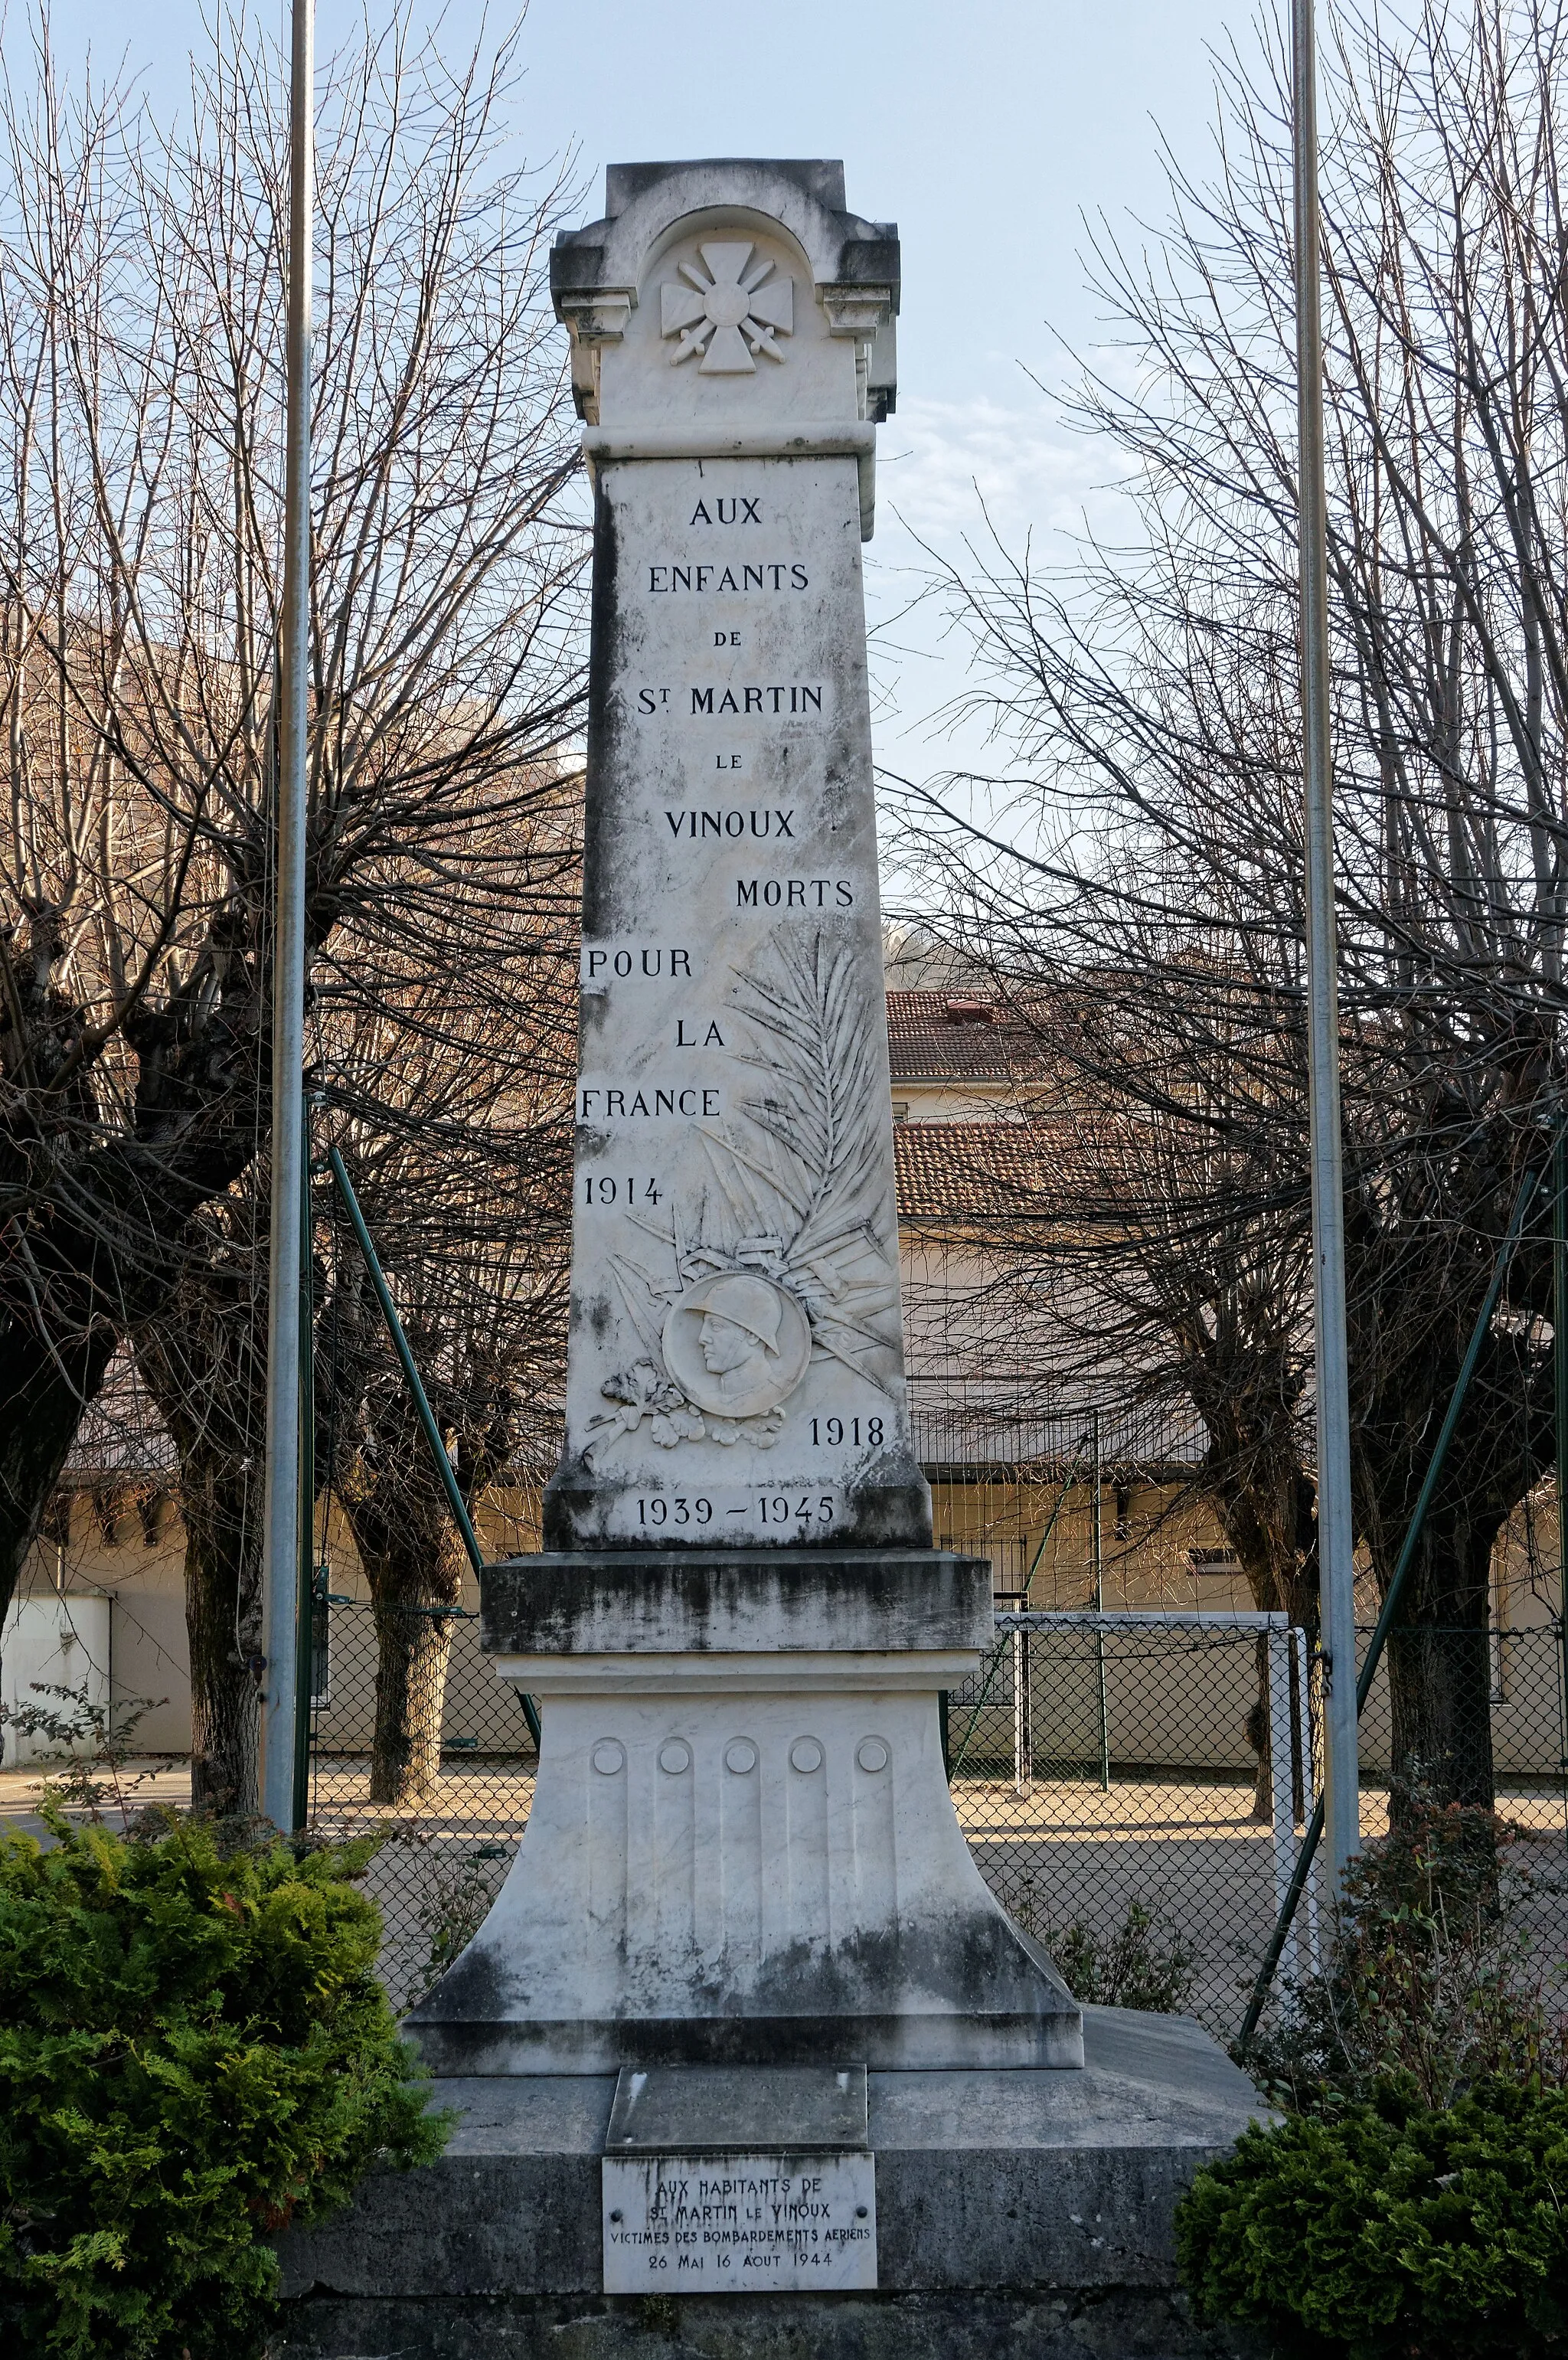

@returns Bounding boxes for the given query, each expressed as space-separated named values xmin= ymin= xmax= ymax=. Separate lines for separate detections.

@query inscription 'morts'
xmin=737 ymin=878 xmax=854 ymax=907
xmin=648 ymin=564 xmax=808 ymax=593
xmin=666 ymin=809 xmax=794 ymax=838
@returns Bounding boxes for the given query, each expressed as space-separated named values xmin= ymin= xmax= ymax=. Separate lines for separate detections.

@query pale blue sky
xmin=16 ymin=0 xmax=1251 ymax=767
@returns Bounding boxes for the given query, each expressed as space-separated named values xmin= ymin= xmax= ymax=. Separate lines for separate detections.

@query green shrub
xmin=1050 ymin=1901 xmax=1195 ymax=2012
xmin=1011 ymin=1881 xmax=1197 ymax=2013
xmin=1247 ymin=1795 xmax=1566 ymax=2113
xmin=0 ymin=1809 xmax=449 ymax=2359
xmin=1177 ymin=2077 xmax=1568 ymax=2358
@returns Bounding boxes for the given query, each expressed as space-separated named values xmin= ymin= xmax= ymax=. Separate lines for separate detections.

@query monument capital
xmin=551 ymin=159 xmax=898 ymax=534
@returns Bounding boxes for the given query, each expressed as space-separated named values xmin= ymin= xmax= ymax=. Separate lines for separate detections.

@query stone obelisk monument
xmin=407 ymin=159 xmax=1080 ymax=2076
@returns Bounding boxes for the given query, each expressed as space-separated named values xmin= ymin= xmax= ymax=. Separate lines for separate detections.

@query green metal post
xmin=1093 ymin=1408 xmax=1110 ymax=1790
xmin=290 ymin=1123 xmax=315 ymax=1829
xmin=1547 ymin=1133 xmax=1556 ymax=1812
xmin=328 ymin=1146 xmax=542 ymax=1750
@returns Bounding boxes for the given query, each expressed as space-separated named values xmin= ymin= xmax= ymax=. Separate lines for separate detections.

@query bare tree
xmin=902 ymin=0 xmax=1568 ymax=1812
xmin=0 ymin=6 xmax=587 ymax=1662
xmin=313 ymin=837 xmax=577 ymax=1806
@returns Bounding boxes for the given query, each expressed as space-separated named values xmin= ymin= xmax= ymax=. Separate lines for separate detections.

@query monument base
xmin=405 ymin=1548 xmax=1082 ymax=2074
xmin=273 ymin=2010 xmax=1266 ymax=2358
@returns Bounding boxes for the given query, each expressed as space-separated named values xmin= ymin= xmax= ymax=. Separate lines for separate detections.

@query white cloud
xmin=861 ymin=394 xmax=1135 ymax=786
xmin=875 ymin=391 xmax=1122 ymax=550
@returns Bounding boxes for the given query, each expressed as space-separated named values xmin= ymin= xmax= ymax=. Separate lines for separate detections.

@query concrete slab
xmin=606 ymin=2063 xmax=870 ymax=2152
xmin=269 ymin=2287 xmax=1268 ymax=2358
xmin=274 ymin=2006 xmax=1266 ymax=2318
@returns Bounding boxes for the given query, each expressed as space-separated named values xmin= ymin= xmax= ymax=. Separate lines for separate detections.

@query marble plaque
xmin=602 ymin=2150 xmax=878 ymax=2292
xmin=544 ymin=440 xmax=929 ymax=1549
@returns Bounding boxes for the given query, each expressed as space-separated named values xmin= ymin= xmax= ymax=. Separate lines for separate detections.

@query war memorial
xmin=275 ymin=159 xmax=1265 ymax=2358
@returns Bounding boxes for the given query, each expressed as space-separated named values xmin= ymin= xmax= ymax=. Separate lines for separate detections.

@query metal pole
xmin=260 ymin=0 xmax=315 ymax=1832
xmin=1547 ymin=1128 xmax=1556 ymax=1822
xmin=1092 ymin=1407 xmax=1109 ymax=1790
xmin=1292 ymin=0 xmax=1359 ymax=1890
xmin=292 ymin=1136 xmax=315 ymax=1829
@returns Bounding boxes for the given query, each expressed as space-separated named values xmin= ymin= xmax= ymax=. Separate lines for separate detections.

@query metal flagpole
xmin=1292 ymin=0 xmax=1360 ymax=1887
xmin=260 ymin=0 xmax=315 ymax=1832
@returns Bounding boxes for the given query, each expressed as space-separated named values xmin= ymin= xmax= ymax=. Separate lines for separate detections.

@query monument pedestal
xmin=272 ymin=2011 xmax=1270 ymax=2359
xmin=308 ymin=162 xmax=1269 ymax=2355
xmin=404 ymin=1550 xmax=1082 ymax=2074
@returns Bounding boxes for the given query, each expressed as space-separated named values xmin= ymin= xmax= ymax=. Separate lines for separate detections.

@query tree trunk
xmin=1382 ymin=1617 xmax=1496 ymax=1811
xmin=178 ymin=1450 xmax=263 ymax=1816
xmin=368 ymin=1599 xmax=455 ymax=1804
xmin=1373 ymin=1509 xmax=1498 ymax=1815
xmin=342 ymin=1482 xmax=466 ymax=1805
xmin=0 ymin=1323 xmax=121 ymax=1619
xmin=2 ymin=1009 xmax=270 ymax=1623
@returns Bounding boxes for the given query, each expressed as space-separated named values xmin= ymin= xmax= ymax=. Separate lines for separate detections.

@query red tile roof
xmin=894 ymin=1123 xmax=1066 ymax=1224
xmin=886 ymin=989 xmax=1050 ymax=1085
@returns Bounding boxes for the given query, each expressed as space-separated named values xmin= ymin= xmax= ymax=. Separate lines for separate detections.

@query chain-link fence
xmin=949 ymin=1614 xmax=1568 ymax=2035
xmin=305 ymin=1585 xmax=537 ymax=2009
xmin=309 ymin=1585 xmax=1568 ymax=2035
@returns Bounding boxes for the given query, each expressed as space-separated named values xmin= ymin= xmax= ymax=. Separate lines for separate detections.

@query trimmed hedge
xmin=0 ymin=1812 xmax=448 ymax=2358
xmin=1177 ymin=2076 xmax=1568 ymax=2358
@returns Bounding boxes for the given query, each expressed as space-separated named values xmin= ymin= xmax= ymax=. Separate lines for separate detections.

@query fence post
xmin=291 ymin=1132 xmax=315 ymax=1829
xmin=1293 ymin=1624 xmax=1321 ymax=1973
xmin=1012 ymin=1626 xmax=1031 ymax=1796
xmin=1267 ymin=1624 xmax=1298 ymax=2005
xmin=1547 ymin=1123 xmax=1556 ymax=1822
xmin=1092 ymin=1408 xmax=1109 ymax=1791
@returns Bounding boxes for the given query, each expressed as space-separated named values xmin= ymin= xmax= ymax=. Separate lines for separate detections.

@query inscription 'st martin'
xmin=541 ymin=221 xmax=928 ymax=1551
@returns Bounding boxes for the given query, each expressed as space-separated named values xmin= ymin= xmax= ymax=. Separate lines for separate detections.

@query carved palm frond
xmin=727 ymin=928 xmax=889 ymax=1273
